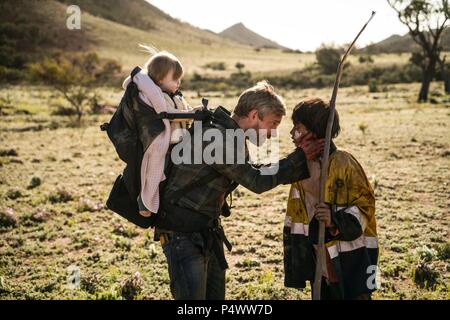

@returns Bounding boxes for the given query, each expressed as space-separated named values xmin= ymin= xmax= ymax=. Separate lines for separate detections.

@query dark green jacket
xmin=162 ymin=107 xmax=311 ymax=220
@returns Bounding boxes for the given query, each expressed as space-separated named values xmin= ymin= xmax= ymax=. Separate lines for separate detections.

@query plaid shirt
xmin=161 ymin=107 xmax=310 ymax=220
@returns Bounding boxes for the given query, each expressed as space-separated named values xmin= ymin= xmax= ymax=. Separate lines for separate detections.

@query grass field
xmin=0 ymin=82 xmax=449 ymax=300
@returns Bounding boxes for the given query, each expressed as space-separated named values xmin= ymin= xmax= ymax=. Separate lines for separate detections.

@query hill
xmin=361 ymin=28 xmax=450 ymax=53
xmin=220 ymin=22 xmax=289 ymax=50
xmin=1 ymin=0 xmax=307 ymax=81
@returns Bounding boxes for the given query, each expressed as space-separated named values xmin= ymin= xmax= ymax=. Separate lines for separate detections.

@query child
xmin=283 ymin=98 xmax=378 ymax=300
xmin=122 ymin=50 xmax=198 ymax=217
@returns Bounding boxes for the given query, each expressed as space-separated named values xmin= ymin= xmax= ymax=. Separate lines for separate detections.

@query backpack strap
xmin=154 ymin=110 xmax=212 ymax=121
xmin=130 ymin=66 xmax=142 ymax=80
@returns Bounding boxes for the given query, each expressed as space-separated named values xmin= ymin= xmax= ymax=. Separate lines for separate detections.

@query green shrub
xmin=368 ymin=79 xmax=379 ymax=93
xmin=27 ymin=176 xmax=41 ymax=189
xmin=359 ymin=55 xmax=374 ymax=64
xmin=120 ymin=272 xmax=144 ymax=300
xmin=315 ymin=46 xmax=341 ymax=74
xmin=6 ymin=188 xmax=22 ymax=200
xmin=437 ymin=242 xmax=450 ymax=261
xmin=0 ymin=208 xmax=17 ymax=228
xmin=203 ymin=62 xmax=226 ymax=71
xmin=29 ymin=52 xmax=121 ymax=124
xmin=48 ymin=188 xmax=73 ymax=204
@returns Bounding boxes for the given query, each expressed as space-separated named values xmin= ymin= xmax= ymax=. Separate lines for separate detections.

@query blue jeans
xmin=162 ymin=232 xmax=226 ymax=300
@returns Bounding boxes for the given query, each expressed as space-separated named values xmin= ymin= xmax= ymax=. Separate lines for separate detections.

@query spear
xmin=312 ymin=11 xmax=376 ymax=300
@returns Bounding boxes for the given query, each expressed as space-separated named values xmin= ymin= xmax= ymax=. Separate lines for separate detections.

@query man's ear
xmin=248 ymin=109 xmax=258 ymax=120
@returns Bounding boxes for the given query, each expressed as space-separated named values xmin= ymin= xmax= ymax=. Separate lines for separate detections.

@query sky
xmin=147 ymin=0 xmax=410 ymax=51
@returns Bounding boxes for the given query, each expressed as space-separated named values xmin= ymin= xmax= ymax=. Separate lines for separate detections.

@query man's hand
xmin=295 ymin=132 xmax=325 ymax=160
xmin=314 ymin=203 xmax=333 ymax=228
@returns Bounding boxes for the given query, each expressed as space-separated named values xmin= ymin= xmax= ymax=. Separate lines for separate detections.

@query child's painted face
xmin=290 ymin=122 xmax=309 ymax=143
xmin=159 ymin=69 xmax=181 ymax=94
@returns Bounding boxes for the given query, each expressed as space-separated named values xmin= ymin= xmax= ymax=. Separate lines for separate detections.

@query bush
xmin=183 ymin=61 xmax=423 ymax=92
xmin=20 ymin=208 xmax=52 ymax=226
xmin=120 ymin=272 xmax=144 ymax=300
xmin=51 ymin=105 xmax=79 ymax=117
xmin=315 ymin=46 xmax=341 ymax=74
xmin=235 ymin=62 xmax=245 ymax=73
xmin=229 ymin=71 xmax=253 ymax=89
xmin=0 ymin=149 xmax=18 ymax=157
xmin=412 ymin=262 xmax=440 ymax=289
xmin=203 ymin=62 xmax=226 ymax=71
xmin=437 ymin=242 xmax=450 ymax=261
xmin=6 ymin=188 xmax=22 ymax=200
xmin=77 ymin=198 xmax=104 ymax=212
xmin=81 ymin=274 xmax=104 ymax=295
xmin=282 ymin=49 xmax=303 ymax=54
xmin=410 ymin=246 xmax=441 ymax=290
xmin=0 ymin=66 xmax=26 ymax=83
xmin=368 ymin=79 xmax=379 ymax=93
xmin=48 ymin=188 xmax=73 ymax=204
xmin=27 ymin=176 xmax=41 ymax=189
xmin=0 ymin=208 xmax=17 ymax=228
xmin=29 ymin=52 xmax=121 ymax=125
xmin=359 ymin=55 xmax=374 ymax=64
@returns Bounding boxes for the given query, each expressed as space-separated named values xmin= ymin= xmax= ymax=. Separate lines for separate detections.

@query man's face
xmin=255 ymin=112 xmax=283 ymax=138
xmin=246 ymin=109 xmax=283 ymax=145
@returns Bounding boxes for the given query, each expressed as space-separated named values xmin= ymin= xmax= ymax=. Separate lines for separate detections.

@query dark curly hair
xmin=291 ymin=98 xmax=340 ymax=139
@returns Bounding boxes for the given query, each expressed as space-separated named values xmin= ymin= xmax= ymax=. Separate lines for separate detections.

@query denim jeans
xmin=162 ymin=232 xmax=226 ymax=300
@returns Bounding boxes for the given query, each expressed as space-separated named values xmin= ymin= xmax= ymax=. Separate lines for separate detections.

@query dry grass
xmin=0 ymin=82 xmax=449 ymax=299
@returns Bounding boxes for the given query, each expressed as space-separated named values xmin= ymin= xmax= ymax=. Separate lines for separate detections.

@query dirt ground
xmin=0 ymin=82 xmax=448 ymax=299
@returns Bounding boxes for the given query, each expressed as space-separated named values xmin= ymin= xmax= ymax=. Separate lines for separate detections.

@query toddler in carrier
xmin=122 ymin=49 xmax=199 ymax=217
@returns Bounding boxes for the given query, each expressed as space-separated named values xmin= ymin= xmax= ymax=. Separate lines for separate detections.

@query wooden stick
xmin=312 ymin=11 xmax=376 ymax=300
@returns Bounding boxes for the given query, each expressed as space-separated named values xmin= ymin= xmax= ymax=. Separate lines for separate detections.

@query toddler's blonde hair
xmin=140 ymin=45 xmax=184 ymax=83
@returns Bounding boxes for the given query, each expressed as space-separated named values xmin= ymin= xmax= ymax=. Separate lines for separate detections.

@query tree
xmin=388 ymin=0 xmax=449 ymax=102
xmin=437 ymin=55 xmax=450 ymax=92
xmin=235 ymin=62 xmax=245 ymax=73
xmin=30 ymin=52 xmax=121 ymax=124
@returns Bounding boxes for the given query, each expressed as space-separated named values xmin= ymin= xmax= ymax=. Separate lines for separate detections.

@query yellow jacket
xmin=284 ymin=149 xmax=379 ymax=298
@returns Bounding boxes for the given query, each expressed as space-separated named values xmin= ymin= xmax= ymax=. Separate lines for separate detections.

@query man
xmin=158 ymin=81 xmax=324 ymax=300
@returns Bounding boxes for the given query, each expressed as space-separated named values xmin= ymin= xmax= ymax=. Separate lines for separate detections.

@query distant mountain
xmin=55 ymin=0 xmax=236 ymax=46
xmin=220 ymin=22 xmax=289 ymax=50
xmin=361 ymin=28 xmax=450 ymax=53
